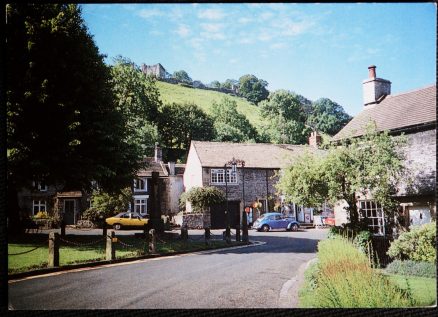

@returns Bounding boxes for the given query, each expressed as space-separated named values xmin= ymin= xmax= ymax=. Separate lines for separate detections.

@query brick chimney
xmin=154 ymin=142 xmax=162 ymax=163
xmin=362 ymin=65 xmax=391 ymax=106
xmin=308 ymin=131 xmax=321 ymax=148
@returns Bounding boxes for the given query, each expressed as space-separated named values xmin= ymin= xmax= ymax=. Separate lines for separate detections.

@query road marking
xmin=8 ymin=240 xmax=266 ymax=284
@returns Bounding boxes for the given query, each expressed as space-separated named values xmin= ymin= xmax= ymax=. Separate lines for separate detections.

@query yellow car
xmin=105 ymin=212 xmax=149 ymax=230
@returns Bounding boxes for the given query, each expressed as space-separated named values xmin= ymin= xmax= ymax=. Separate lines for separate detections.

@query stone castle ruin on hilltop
xmin=141 ymin=63 xmax=239 ymax=96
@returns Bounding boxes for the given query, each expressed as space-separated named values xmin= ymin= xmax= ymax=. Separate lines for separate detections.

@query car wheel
xmin=261 ymin=225 xmax=270 ymax=232
xmin=113 ymin=223 xmax=122 ymax=230
xmin=290 ymin=224 xmax=299 ymax=231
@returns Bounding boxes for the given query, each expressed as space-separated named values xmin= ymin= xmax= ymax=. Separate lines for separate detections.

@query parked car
xmin=252 ymin=212 xmax=300 ymax=232
xmin=105 ymin=212 xmax=148 ymax=230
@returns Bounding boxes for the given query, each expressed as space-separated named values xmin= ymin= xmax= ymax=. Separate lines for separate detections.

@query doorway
xmin=64 ymin=199 xmax=76 ymax=225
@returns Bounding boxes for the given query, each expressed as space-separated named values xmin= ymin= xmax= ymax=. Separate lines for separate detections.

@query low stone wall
xmin=173 ymin=212 xmax=211 ymax=229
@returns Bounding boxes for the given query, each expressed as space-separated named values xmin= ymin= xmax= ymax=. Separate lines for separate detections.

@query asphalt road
xmin=8 ymin=228 xmax=328 ymax=309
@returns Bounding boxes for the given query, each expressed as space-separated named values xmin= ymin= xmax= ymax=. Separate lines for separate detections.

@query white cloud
xmin=238 ymin=17 xmax=252 ymax=24
xmin=200 ymin=32 xmax=226 ymax=40
xmin=281 ymin=20 xmax=314 ymax=36
xmin=258 ymin=31 xmax=273 ymax=42
xmin=189 ymin=38 xmax=204 ymax=50
xmin=200 ymin=23 xmax=225 ymax=33
xmin=261 ymin=12 xmax=274 ymax=21
xmin=271 ymin=42 xmax=287 ymax=50
xmin=229 ymin=58 xmax=239 ymax=64
xmin=137 ymin=8 xmax=163 ymax=19
xmin=176 ymin=24 xmax=190 ymax=37
xmin=198 ymin=8 xmax=226 ymax=20
xmin=239 ymin=38 xmax=254 ymax=45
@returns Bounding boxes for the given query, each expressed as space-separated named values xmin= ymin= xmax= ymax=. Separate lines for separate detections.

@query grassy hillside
xmin=156 ymin=81 xmax=263 ymax=131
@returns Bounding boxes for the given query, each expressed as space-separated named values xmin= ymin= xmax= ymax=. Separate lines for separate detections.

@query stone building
xmin=141 ymin=63 xmax=167 ymax=79
xmin=332 ymin=65 xmax=436 ymax=234
xmin=183 ymin=140 xmax=324 ymax=229
xmin=16 ymin=181 xmax=89 ymax=226
xmin=133 ymin=144 xmax=185 ymax=217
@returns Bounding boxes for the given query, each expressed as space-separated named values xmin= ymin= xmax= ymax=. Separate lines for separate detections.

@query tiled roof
xmin=137 ymin=158 xmax=168 ymax=177
xmin=137 ymin=158 xmax=186 ymax=177
xmin=191 ymin=141 xmax=324 ymax=169
xmin=332 ymin=84 xmax=436 ymax=141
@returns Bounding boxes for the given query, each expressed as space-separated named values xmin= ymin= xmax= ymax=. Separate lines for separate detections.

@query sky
xmin=80 ymin=3 xmax=436 ymax=116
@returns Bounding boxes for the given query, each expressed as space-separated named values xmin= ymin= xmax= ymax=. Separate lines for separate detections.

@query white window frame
xmin=358 ymin=200 xmax=385 ymax=236
xmin=32 ymin=180 xmax=47 ymax=192
xmin=133 ymin=178 xmax=148 ymax=192
xmin=33 ymin=200 xmax=47 ymax=216
xmin=133 ymin=195 xmax=149 ymax=216
xmin=210 ymin=169 xmax=237 ymax=185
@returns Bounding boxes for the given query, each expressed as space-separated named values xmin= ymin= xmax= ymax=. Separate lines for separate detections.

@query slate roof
xmin=191 ymin=141 xmax=324 ymax=169
xmin=332 ymin=84 xmax=436 ymax=141
xmin=137 ymin=158 xmax=185 ymax=177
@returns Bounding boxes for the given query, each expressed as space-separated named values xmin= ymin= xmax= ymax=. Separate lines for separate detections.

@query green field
xmin=156 ymin=81 xmax=263 ymax=131
xmin=8 ymin=233 xmax=241 ymax=274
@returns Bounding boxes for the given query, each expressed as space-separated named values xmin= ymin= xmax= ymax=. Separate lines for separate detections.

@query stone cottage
xmin=332 ymin=65 xmax=436 ymax=234
xmin=133 ymin=144 xmax=185 ymax=217
xmin=16 ymin=180 xmax=89 ymax=226
xmin=182 ymin=140 xmax=325 ymax=229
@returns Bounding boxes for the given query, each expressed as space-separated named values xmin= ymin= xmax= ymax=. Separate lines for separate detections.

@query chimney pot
xmin=308 ymin=131 xmax=321 ymax=148
xmin=368 ymin=65 xmax=376 ymax=79
xmin=154 ymin=143 xmax=162 ymax=163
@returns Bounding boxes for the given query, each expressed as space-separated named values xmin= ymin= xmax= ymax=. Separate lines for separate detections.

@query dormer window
xmin=33 ymin=180 xmax=47 ymax=192
xmin=133 ymin=178 xmax=147 ymax=192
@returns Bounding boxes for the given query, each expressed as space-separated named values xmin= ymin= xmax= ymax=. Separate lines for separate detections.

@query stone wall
xmin=397 ymin=128 xmax=436 ymax=197
xmin=173 ymin=212 xmax=210 ymax=229
xmin=202 ymin=167 xmax=280 ymax=208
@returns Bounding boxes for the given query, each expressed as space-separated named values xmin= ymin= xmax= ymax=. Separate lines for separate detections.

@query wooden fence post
xmin=60 ymin=220 xmax=66 ymax=237
xmin=181 ymin=225 xmax=188 ymax=241
xmin=106 ymin=231 xmax=116 ymax=261
xmin=149 ymin=229 xmax=156 ymax=253
xmin=48 ymin=232 xmax=59 ymax=267
xmin=205 ymin=228 xmax=211 ymax=246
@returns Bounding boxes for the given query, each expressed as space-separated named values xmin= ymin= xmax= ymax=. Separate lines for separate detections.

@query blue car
xmin=252 ymin=212 xmax=300 ymax=232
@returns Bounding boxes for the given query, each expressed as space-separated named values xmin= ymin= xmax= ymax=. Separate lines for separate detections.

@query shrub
xmin=353 ymin=230 xmax=372 ymax=254
xmin=387 ymin=221 xmax=436 ymax=263
xmin=385 ymin=260 xmax=436 ymax=278
xmin=33 ymin=211 xmax=49 ymax=219
xmin=312 ymin=237 xmax=414 ymax=307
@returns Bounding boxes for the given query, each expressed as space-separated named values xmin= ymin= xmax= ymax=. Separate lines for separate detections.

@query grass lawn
xmin=8 ymin=233 xmax=242 ymax=274
xmin=156 ymin=81 xmax=263 ymax=131
xmin=385 ymin=274 xmax=437 ymax=307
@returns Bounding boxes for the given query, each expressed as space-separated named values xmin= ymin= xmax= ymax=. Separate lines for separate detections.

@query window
xmin=32 ymin=180 xmax=47 ymax=192
xmin=359 ymin=201 xmax=385 ymax=235
xmin=210 ymin=169 xmax=237 ymax=184
xmin=33 ymin=200 xmax=46 ymax=215
xmin=133 ymin=178 xmax=147 ymax=192
xmin=134 ymin=195 xmax=148 ymax=215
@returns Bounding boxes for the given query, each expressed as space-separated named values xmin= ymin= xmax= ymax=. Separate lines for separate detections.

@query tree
xmin=276 ymin=123 xmax=407 ymax=231
xmin=157 ymin=102 xmax=215 ymax=157
xmin=221 ymin=79 xmax=239 ymax=90
xmin=308 ymin=98 xmax=352 ymax=136
xmin=179 ymin=186 xmax=225 ymax=228
xmin=210 ymin=97 xmax=259 ymax=142
xmin=238 ymin=74 xmax=269 ymax=104
xmin=82 ymin=187 xmax=132 ymax=224
xmin=6 ymin=4 xmax=141 ymax=194
xmin=259 ymin=90 xmax=310 ymax=144
xmin=110 ymin=56 xmax=161 ymax=156
xmin=209 ymin=80 xmax=221 ymax=89
xmin=172 ymin=70 xmax=192 ymax=84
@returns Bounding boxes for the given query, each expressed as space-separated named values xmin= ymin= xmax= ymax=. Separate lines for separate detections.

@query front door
xmin=64 ymin=200 xmax=76 ymax=225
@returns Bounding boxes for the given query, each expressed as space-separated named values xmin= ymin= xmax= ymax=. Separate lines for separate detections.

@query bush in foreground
xmin=305 ymin=237 xmax=414 ymax=308
xmin=387 ymin=221 xmax=436 ymax=263
xmin=385 ymin=260 xmax=436 ymax=278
